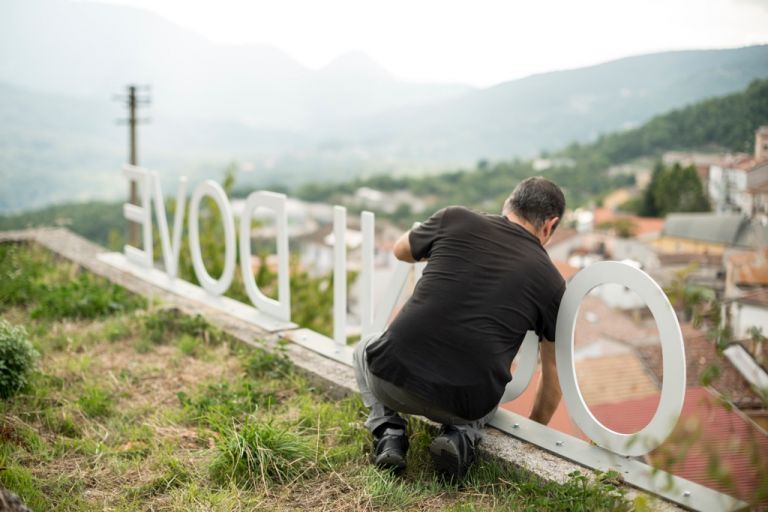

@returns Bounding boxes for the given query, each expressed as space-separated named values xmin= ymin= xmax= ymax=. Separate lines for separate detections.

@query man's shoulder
xmin=538 ymin=256 xmax=567 ymax=293
xmin=440 ymin=205 xmax=494 ymax=223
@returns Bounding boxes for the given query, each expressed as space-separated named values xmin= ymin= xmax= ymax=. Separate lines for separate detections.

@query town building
xmin=706 ymin=127 xmax=768 ymax=215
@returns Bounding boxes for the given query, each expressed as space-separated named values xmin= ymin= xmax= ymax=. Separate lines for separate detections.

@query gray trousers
xmin=352 ymin=333 xmax=496 ymax=444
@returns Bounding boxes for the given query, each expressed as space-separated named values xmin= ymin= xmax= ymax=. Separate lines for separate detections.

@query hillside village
xmin=506 ymin=127 xmax=768 ymax=502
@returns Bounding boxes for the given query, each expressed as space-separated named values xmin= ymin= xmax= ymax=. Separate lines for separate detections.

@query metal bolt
xmin=513 ymin=423 xmax=520 ymax=429
xmin=555 ymin=441 xmax=564 ymax=446
xmin=683 ymin=491 xmax=691 ymax=498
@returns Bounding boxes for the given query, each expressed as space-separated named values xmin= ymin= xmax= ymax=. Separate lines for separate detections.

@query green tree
xmin=638 ymin=162 xmax=710 ymax=217
xmin=639 ymin=162 xmax=664 ymax=217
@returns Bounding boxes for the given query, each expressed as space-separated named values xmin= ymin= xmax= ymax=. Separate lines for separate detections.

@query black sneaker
xmin=372 ymin=427 xmax=408 ymax=471
xmin=429 ymin=426 xmax=476 ymax=479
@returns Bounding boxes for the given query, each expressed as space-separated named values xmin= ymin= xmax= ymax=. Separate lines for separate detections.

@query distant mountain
xmin=0 ymin=0 xmax=471 ymax=130
xmin=336 ymin=46 xmax=768 ymax=160
xmin=0 ymin=81 xmax=311 ymax=212
xmin=3 ymin=0 xmax=768 ymax=212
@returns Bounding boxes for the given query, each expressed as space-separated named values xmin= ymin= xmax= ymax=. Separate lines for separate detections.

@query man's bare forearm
xmin=529 ymin=340 xmax=562 ymax=425
xmin=529 ymin=377 xmax=562 ymax=424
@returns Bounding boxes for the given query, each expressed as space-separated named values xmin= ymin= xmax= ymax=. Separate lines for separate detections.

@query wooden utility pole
xmin=116 ymin=84 xmax=150 ymax=246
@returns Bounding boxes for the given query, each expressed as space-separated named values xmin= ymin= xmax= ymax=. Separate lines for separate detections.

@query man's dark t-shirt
xmin=366 ymin=206 xmax=566 ymax=420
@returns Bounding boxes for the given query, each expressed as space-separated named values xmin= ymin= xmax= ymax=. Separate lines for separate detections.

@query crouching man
xmin=353 ymin=176 xmax=566 ymax=478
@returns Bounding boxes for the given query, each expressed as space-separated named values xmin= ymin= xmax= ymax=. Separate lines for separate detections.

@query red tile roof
xmin=724 ymin=153 xmax=766 ymax=171
xmin=501 ymin=369 xmax=584 ymax=438
xmin=736 ymin=287 xmax=768 ymax=308
xmin=547 ymin=227 xmax=578 ymax=248
xmin=592 ymin=207 xmax=665 ymax=238
xmin=552 ymin=259 xmax=579 ymax=281
xmin=593 ymin=207 xmax=615 ymax=227
xmin=503 ymin=380 xmax=767 ymax=506
xmin=632 ymin=217 xmax=666 ymax=238
xmin=502 ymin=354 xmax=659 ymax=435
xmin=728 ymin=250 xmax=768 ymax=287
xmin=575 ymin=354 xmax=659 ymax=405
xmin=590 ymin=388 xmax=768 ymax=506
xmin=573 ymin=295 xmax=659 ymax=348
xmin=637 ymin=323 xmax=763 ymax=409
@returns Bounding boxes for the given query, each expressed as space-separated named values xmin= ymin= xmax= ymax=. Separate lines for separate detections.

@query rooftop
xmin=593 ymin=207 xmax=665 ymax=239
xmin=661 ymin=213 xmax=768 ymax=249
xmin=734 ymin=287 xmax=768 ymax=308
xmin=552 ymin=258 xmax=579 ymax=281
xmin=727 ymin=249 xmax=768 ymax=287
xmin=637 ymin=322 xmax=764 ymax=409
xmin=591 ymin=388 xmax=768 ymax=506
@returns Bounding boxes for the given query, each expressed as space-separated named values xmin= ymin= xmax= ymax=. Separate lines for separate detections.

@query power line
xmin=114 ymin=84 xmax=151 ymax=247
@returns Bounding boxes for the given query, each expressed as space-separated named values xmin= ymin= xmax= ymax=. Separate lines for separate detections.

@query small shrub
xmin=210 ymin=419 xmax=321 ymax=489
xmin=78 ymin=385 xmax=112 ymax=418
xmin=0 ymin=320 xmax=39 ymax=399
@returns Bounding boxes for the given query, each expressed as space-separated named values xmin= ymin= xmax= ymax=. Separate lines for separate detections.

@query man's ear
xmin=542 ymin=216 xmax=560 ymax=240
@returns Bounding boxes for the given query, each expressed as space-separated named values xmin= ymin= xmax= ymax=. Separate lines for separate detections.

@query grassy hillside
xmin=0 ymin=242 xmax=633 ymax=511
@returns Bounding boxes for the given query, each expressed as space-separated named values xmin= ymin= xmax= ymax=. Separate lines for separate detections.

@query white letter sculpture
xmin=239 ymin=191 xmax=291 ymax=322
xmin=188 ymin=180 xmax=236 ymax=296
xmin=555 ymin=261 xmax=686 ymax=456
xmin=122 ymin=165 xmax=153 ymax=268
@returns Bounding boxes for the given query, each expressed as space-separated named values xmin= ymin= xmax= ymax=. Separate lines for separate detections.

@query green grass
xmin=77 ymin=384 xmax=113 ymax=418
xmin=0 ymin=242 xmax=637 ymax=510
xmin=0 ymin=243 xmax=146 ymax=320
xmin=210 ymin=418 xmax=323 ymax=489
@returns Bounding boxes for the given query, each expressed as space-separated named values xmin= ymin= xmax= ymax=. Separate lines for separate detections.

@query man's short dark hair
xmin=503 ymin=177 xmax=565 ymax=230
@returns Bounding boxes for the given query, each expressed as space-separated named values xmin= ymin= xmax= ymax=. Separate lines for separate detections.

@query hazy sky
xmin=95 ymin=0 xmax=768 ymax=87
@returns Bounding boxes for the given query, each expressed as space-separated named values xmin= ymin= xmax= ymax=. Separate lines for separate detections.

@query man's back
xmin=367 ymin=206 xmax=565 ymax=420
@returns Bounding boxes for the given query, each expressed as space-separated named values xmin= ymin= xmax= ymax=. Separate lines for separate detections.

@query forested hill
xmin=562 ymin=79 xmax=768 ymax=164
xmin=295 ymin=79 xmax=768 ymax=222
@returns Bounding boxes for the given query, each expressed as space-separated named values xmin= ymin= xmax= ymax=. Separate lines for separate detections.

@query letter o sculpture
xmin=188 ymin=180 xmax=237 ymax=296
xmin=555 ymin=261 xmax=686 ymax=457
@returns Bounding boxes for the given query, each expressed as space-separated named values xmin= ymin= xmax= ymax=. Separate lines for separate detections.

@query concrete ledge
xmin=1 ymin=228 xmax=688 ymax=510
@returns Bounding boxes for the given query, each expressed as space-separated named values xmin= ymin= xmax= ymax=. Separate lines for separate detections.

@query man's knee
xmin=353 ymin=337 xmax=367 ymax=371
xmin=354 ymin=332 xmax=381 ymax=371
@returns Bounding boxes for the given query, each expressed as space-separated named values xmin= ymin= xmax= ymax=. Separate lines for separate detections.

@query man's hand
xmin=393 ymin=231 xmax=416 ymax=263
xmin=529 ymin=339 xmax=562 ymax=425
